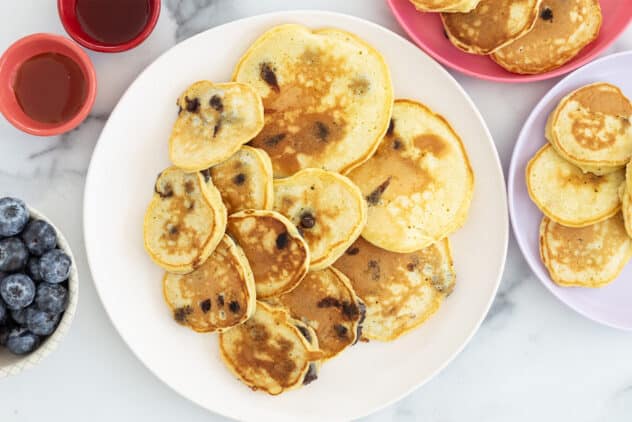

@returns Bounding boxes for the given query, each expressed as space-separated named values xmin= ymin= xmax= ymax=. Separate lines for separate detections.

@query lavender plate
xmin=509 ymin=51 xmax=632 ymax=331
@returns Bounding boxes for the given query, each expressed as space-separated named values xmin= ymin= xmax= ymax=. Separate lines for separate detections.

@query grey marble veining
xmin=1 ymin=1 xmax=632 ymax=421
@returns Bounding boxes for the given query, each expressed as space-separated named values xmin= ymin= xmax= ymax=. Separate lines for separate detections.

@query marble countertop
xmin=1 ymin=1 xmax=632 ymax=421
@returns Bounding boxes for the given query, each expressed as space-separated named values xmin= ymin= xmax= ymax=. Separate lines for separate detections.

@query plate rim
xmin=508 ymin=50 xmax=632 ymax=331
xmin=386 ymin=0 xmax=632 ymax=84
xmin=83 ymin=9 xmax=509 ymax=420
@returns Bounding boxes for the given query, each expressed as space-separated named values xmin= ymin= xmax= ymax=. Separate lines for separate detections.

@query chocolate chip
xmin=393 ymin=139 xmax=403 ymax=150
xmin=200 ymin=169 xmax=211 ymax=182
xmin=317 ymin=297 xmax=341 ymax=308
xmin=229 ymin=301 xmax=241 ymax=313
xmin=342 ymin=301 xmax=360 ymax=320
xmin=233 ymin=173 xmax=246 ymax=185
xmin=169 ymin=225 xmax=179 ymax=236
xmin=276 ymin=232 xmax=289 ymax=249
xmin=366 ymin=177 xmax=392 ymax=206
xmin=185 ymin=96 xmax=200 ymax=113
xmin=173 ymin=306 xmax=192 ymax=323
xmin=386 ymin=119 xmax=395 ymax=137
xmin=295 ymin=324 xmax=312 ymax=343
xmin=334 ymin=324 xmax=348 ymax=339
xmin=217 ymin=294 xmax=225 ymax=306
xmin=300 ymin=212 xmax=316 ymax=229
xmin=155 ymin=182 xmax=173 ymax=198
xmin=260 ymin=62 xmax=280 ymax=92
xmin=541 ymin=7 xmax=553 ymax=21
xmin=368 ymin=260 xmax=380 ymax=281
xmin=200 ymin=299 xmax=211 ymax=313
xmin=314 ymin=121 xmax=329 ymax=141
xmin=213 ymin=120 xmax=222 ymax=137
xmin=303 ymin=363 xmax=318 ymax=385
xmin=264 ymin=133 xmax=286 ymax=147
xmin=407 ymin=262 xmax=416 ymax=272
xmin=209 ymin=95 xmax=223 ymax=112
xmin=346 ymin=247 xmax=360 ymax=256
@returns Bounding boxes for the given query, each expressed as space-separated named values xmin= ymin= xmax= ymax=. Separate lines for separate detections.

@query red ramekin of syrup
xmin=0 ymin=33 xmax=97 ymax=136
xmin=58 ymin=0 xmax=161 ymax=53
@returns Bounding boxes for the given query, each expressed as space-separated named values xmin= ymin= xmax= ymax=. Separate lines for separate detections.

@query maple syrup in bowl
xmin=0 ymin=33 xmax=96 ymax=136
xmin=58 ymin=0 xmax=161 ymax=53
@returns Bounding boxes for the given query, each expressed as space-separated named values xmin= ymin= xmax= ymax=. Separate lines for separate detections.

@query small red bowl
xmin=58 ymin=0 xmax=161 ymax=53
xmin=0 ymin=33 xmax=97 ymax=136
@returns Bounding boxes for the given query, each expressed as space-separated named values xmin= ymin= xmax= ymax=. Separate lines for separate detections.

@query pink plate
xmin=387 ymin=0 xmax=632 ymax=83
xmin=509 ymin=51 xmax=632 ymax=330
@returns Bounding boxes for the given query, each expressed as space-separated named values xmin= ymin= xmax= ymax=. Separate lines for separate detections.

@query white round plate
xmin=84 ymin=11 xmax=507 ymax=422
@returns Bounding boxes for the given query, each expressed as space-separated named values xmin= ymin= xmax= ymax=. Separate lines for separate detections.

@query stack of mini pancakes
xmin=410 ymin=0 xmax=602 ymax=75
xmin=143 ymin=24 xmax=474 ymax=395
xmin=526 ymin=82 xmax=632 ymax=288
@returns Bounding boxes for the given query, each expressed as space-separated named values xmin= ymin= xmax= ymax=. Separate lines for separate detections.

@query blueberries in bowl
xmin=0 ymin=197 xmax=72 ymax=357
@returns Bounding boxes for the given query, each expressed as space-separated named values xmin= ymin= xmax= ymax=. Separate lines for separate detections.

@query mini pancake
xmin=232 ymin=24 xmax=393 ymax=177
xmin=268 ymin=267 xmax=365 ymax=360
xmin=227 ymin=210 xmax=309 ymax=298
xmin=546 ymin=83 xmax=632 ymax=175
xmin=491 ymin=0 xmax=601 ymax=74
xmin=620 ymin=183 xmax=632 ymax=239
xmin=163 ymin=235 xmax=256 ymax=332
xmin=169 ymin=81 xmax=264 ymax=171
xmin=539 ymin=214 xmax=632 ymax=288
xmin=347 ymin=99 xmax=474 ymax=253
xmin=334 ymin=236 xmax=455 ymax=341
xmin=219 ymin=301 xmax=322 ymax=395
xmin=441 ymin=0 xmax=542 ymax=55
xmin=273 ymin=168 xmax=367 ymax=270
xmin=526 ymin=144 xmax=624 ymax=227
xmin=206 ymin=146 xmax=274 ymax=214
xmin=409 ymin=0 xmax=480 ymax=13
xmin=143 ymin=166 xmax=226 ymax=273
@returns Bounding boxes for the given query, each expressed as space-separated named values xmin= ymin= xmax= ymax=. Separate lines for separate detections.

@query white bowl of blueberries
xmin=0 ymin=197 xmax=78 ymax=377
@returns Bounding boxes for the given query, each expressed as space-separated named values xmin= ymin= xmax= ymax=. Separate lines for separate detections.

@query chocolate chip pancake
xmin=347 ymin=99 xmax=474 ymax=253
xmin=409 ymin=0 xmax=481 ymax=13
xmin=334 ymin=236 xmax=455 ymax=341
xmin=442 ymin=0 xmax=541 ymax=55
xmin=268 ymin=267 xmax=365 ymax=360
xmin=207 ymin=146 xmax=273 ymax=214
xmin=163 ymin=235 xmax=256 ymax=332
xmin=540 ymin=214 xmax=632 ymax=288
xmin=546 ymin=83 xmax=632 ymax=175
xmin=227 ymin=210 xmax=309 ymax=298
xmin=526 ymin=144 xmax=624 ymax=227
xmin=232 ymin=24 xmax=393 ymax=177
xmin=219 ymin=301 xmax=322 ymax=395
xmin=273 ymin=168 xmax=367 ymax=270
xmin=169 ymin=81 xmax=264 ymax=171
xmin=491 ymin=0 xmax=602 ymax=74
xmin=143 ymin=166 xmax=227 ymax=273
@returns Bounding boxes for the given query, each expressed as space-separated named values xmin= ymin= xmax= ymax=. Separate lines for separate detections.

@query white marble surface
xmin=1 ymin=1 xmax=631 ymax=421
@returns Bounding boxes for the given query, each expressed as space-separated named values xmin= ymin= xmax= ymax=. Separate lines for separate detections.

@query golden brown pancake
xmin=539 ymin=214 xmax=632 ymax=287
xmin=162 ymin=235 xmax=256 ymax=332
xmin=219 ymin=301 xmax=322 ymax=395
xmin=268 ymin=267 xmax=365 ymax=360
xmin=233 ymin=24 xmax=393 ymax=177
xmin=334 ymin=236 xmax=455 ymax=341
xmin=143 ymin=166 xmax=227 ymax=273
xmin=441 ymin=0 xmax=541 ymax=55
xmin=227 ymin=210 xmax=309 ymax=298
xmin=546 ymin=83 xmax=632 ymax=175
xmin=206 ymin=146 xmax=274 ymax=214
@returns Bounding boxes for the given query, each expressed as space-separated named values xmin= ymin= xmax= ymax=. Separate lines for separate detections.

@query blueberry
xmin=36 ymin=283 xmax=68 ymax=315
xmin=39 ymin=249 xmax=71 ymax=284
xmin=0 ymin=274 xmax=35 ymax=310
xmin=0 ymin=197 xmax=29 ymax=237
xmin=27 ymin=256 xmax=42 ymax=281
xmin=0 ymin=237 xmax=29 ymax=272
xmin=0 ymin=323 xmax=13 ymax=346
xmin=6 ymin=327 xmax=40 ymax=355
xmin=26 ymin=308 xmax=60 ymax=336
xmin=21 ymin=219 xmax=57 ymax=256
xmin=10 ymin=306 xmax=29 ymax=325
